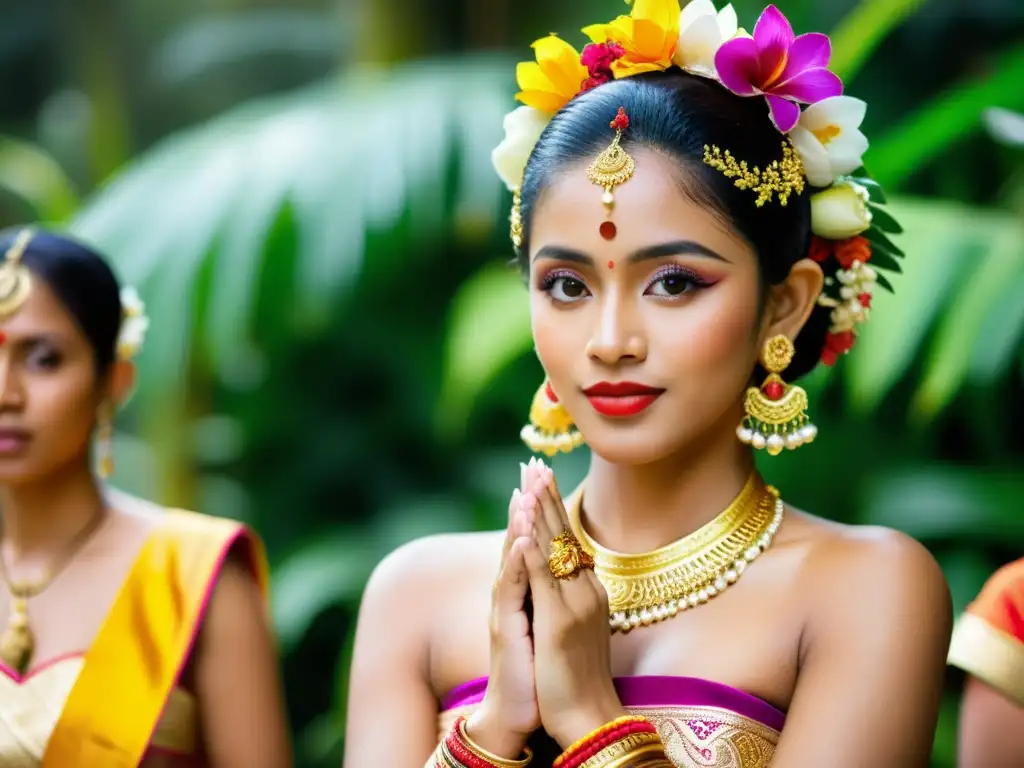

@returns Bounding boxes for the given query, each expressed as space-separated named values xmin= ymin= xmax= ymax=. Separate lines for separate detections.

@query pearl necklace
xmin=567 ymin=474 xmax=784 ymax=634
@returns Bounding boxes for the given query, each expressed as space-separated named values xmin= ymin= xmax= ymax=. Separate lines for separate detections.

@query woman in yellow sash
xmin=949 ymin=557 xmax=1024 ymax=766
xmin=0 ymin=228 xmax=292 ymax=767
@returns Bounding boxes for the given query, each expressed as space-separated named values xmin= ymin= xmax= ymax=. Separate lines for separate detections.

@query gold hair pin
xmin=0 ymin=229 xmax=35 ymax=319
xmin=702 ymin=140 xmax=806 ymax=206
xmin=587 ymin=107 xmax=635 ymax=240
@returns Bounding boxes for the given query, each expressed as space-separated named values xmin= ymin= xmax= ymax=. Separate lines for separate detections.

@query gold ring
xmin=547 ymin=531 xmax=595 ymax=580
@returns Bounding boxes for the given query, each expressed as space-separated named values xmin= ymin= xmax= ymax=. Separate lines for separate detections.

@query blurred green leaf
xmin=70 ymin=57 xmax=514 ymax=409
xmin=860 ymin=466 xmax=1024 ymax=543
xmin=984 ymin=107 xmax=1024 ymax=148
xmin=843 ymin=197 xmax=970 ymax=412
xmin=436 ymin=260 xmax=531 ymax=440
xmin=151 ymin=11 xmax=341 ymax=86
xmin=828 ymin=0 xmax=929 ymax=82
xmin=869 ymin=45 xmax=1024 ymax=188
xmin=271 ymin=496 xmax=472 ymax=651
xmin=911 ymin=226 xmax=1024 ymax=420
xmin=0 ymin=136 xmax=79 ymax=222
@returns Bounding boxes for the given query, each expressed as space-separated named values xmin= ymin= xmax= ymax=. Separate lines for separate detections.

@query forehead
xmin=0 ymin=274 xmax=85 ymax=340
xmin=529 ymin=148 xmax=753 ymax=262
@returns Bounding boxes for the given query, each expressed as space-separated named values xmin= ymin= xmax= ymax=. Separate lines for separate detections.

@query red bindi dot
xmin=607 ymin=260 xmax=615 ymax=269
xmin=0 ymin=331 xmax=6 ymax=345
xmin=599 ymin=221 xmax=617 ymax=240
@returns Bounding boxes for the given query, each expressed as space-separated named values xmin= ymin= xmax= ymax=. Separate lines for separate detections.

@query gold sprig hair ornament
xmin=491 ymin=0 xmax=905 ymax=373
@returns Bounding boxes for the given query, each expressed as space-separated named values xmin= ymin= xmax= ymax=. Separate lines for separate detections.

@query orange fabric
xmin=41 ymin=511 xmax=268 ymax=767
xmin=967 ymin=558 xmax=1024 ymax=643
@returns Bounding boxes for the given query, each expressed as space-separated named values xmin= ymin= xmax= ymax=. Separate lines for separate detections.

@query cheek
xmin=529 ymin=293 xmax=584 ymax=380
xmin=658 ymin=284 xmax=761 ymax=379
xmin=31 ymin=373 xmax=98 ymax=442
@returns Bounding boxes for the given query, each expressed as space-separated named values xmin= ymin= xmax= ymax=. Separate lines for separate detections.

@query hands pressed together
xmin=467 ymin=458 xmax=626 ymax=757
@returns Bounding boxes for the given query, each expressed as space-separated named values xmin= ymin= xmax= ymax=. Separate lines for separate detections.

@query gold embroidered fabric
xmin=0 ymin=656 xmax=197 ymax=767
xmin=436 ymin=703 xmax=778 ymax=768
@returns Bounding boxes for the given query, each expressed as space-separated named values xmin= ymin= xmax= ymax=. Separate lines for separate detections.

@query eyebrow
xmin=532 ymin=240 xmax=729 ymax=266
xmin=3 ymin=331 xmax=68 ymax=346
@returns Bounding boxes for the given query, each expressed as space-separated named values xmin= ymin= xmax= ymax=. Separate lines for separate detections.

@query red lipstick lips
xmin=582 ymin=381 xmax=664 ymax=418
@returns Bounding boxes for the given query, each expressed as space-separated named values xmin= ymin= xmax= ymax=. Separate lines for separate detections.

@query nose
xmin=585 ymin=290 xmax=648 ymax=366
xmin=0 ymin=351 xmax=24 ymax=411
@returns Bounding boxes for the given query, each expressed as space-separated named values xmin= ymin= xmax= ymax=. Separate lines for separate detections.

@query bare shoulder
xmin=363 ymin=530 xmax=506 ymax=611
xmin=784 ymin=508 xmax=951 ymax=629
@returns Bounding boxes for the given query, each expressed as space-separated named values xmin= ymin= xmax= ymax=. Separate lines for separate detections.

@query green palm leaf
xmin=69 ymin=58 xmax=515 ymax=411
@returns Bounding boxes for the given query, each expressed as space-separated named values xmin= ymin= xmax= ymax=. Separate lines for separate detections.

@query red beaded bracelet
xmin=569 ymin=720 xmax=658 ymax=768
xmin=554 ymin=716 xmax=658 ymax=768
xmin=442 ymin=715 xmax=533 ymax=768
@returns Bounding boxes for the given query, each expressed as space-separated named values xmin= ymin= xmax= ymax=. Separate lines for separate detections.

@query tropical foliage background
xmin=1 ymin=0 xmax=1022 ymax=764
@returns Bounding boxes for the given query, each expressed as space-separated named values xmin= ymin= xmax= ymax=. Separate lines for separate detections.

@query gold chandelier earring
xmin=97 ymin=404 xmax=115 ymax=478
xmin=737 ymin=335 xmax=817 ymax=455
xmin=520 ymin=380 xmax=585 ymax=457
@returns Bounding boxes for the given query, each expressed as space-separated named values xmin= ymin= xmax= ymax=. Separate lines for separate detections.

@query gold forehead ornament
xmin=586 ymin=107 xmax=635 ymax=241
xmin=0 ymin=229 xmax=35 ymax=319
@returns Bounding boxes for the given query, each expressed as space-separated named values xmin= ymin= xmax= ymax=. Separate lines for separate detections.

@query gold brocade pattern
xmin=436 ymin=703 xmax=778 ymax=768
xmin=0 ymin=656 xmax=197 ymax=766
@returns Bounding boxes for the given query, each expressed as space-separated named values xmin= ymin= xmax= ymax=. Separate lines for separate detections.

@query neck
xmin=581 ymin=410 xmax=756 ymax=553
xmin=0 ymin=460 xmax=105 ymax=566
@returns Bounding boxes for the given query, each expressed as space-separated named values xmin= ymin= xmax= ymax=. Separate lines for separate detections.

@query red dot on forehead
xmin=607 ymin=260 xmax=615 ymax=269
xmin=0 ymin=331 xmax=6 ymax=345
xmin=599 ymin=221 xmax=617 ymax=240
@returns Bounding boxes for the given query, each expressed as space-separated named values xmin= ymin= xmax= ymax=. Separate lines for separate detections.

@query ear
xmin=105 ymin=359 xmax=137 ymax=408
xmin=759 ymin=258 xmax=824 ymax=345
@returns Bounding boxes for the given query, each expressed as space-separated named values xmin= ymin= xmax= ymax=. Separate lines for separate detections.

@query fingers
xmin=521 ymin=532 xmax=559 ymax=602
xmin=500 ymin=489 xmax=522 ymax=564
xmin=493 ymin=537 xmax=532 ymax=635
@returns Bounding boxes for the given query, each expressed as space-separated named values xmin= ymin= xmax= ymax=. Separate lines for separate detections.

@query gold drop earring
xmin=737 ymin=335 xmax=817 ymax=455
xmin=97 ymin=404 xmax=114 ymax=478
xmin=520 ymin=380 xmax=585 ymax=457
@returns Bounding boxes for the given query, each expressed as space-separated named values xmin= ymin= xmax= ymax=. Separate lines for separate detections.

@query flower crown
xmin=117 ymin=286 xmax=149 ymax=361
xmin=491 ymin=0 xmax=905 ymax=366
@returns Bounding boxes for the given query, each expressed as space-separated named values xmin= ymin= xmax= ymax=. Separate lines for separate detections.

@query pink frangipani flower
xmin=713 ymin=4 xmax=842 ymax=133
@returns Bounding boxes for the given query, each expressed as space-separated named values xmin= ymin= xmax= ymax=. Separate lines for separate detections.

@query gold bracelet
xmin=596 ymin=743 xmax=667 ymax=768
xmin=458 ymin=717 xmax=533 ymax=767
xmin=579 ymin=733 xmax=662 ymax=768
xmin=440 ymin=738 xmax=470 ymax=768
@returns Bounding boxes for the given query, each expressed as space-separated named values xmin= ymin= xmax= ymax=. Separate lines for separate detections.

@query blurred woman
xmin=345 ymin=2 xmax=952 ymax=767
xmin=950 ymin=558 xmax=1024 ymax=766
xmin=0 ymin=228 xmax=291 ymax=767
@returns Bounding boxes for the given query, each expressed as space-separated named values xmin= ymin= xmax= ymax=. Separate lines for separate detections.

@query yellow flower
xmin=515 ymin=35 xmax=589 ymax=114
xmin=583 ymin=0 xmax=681 ymax=78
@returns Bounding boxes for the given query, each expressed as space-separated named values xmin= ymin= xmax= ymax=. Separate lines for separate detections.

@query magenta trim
xmin=0 ymin=650 xmax=86 ymax=685
xmin=141 ymin=525 xmax=256 ymax=752
xmin=441 ymin=675 xmax=785 ymax=731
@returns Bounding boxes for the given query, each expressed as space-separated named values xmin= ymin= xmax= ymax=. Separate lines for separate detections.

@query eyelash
xmin=538 ymin=264 xmax=713 ymax=302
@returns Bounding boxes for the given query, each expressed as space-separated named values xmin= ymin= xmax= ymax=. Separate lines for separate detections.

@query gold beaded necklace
xmin=0 ymin=509 xmax=106 ymax=674
xmin=567 ymin=472 xmax=783 ymax=633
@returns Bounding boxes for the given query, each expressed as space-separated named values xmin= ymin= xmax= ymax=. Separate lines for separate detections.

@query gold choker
xmin=567 ymin=473 xmax=783 ymax=633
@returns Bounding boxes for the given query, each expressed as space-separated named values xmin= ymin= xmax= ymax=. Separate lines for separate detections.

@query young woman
xmin=345 ymin=2 xmax=952 ymax=766
xmin=949 ymin=558 xmax=1024 ymax=766
xmin=0 ymin=228 xmax=291 ymax=767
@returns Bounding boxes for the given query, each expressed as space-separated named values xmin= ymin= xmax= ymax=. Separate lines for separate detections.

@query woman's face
xmin=528 ymin=149 xmax=771 ymax=465
xmin=0 ymin=276 xmax=104 ymax=484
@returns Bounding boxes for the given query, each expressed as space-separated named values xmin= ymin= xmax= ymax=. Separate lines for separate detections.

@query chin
xmin=579 ymin=423 xmax=690 ymax=467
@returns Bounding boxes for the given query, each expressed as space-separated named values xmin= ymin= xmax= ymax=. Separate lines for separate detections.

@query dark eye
xmin=650 ymin=275 xmax=692 ymax=296
xmin=25 ymin=345 xmax=62 ymax=371
xmin=645 ymin=267 xmax=710 ymax=298
xmin=544 ymin=274 xmax=591 ymax=303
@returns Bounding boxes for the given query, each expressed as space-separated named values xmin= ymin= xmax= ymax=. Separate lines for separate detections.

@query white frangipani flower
xmin=672 ymin=0 xmax=739 ymax=79
xmin=789 ymin=96 xmax=870 ymax=187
